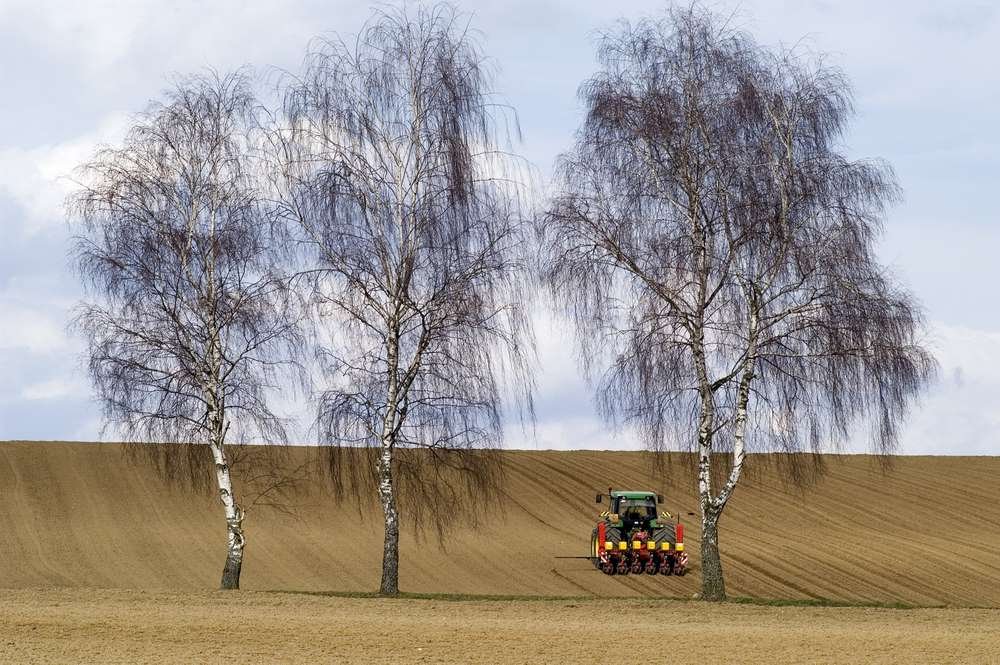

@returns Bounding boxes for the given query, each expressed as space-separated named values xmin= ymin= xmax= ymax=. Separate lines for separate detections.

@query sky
xmin=1 ymin=0 xmax=998 ymax=453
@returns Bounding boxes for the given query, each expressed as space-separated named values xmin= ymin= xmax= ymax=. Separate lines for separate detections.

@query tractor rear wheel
xmin=652 ymin=525 xmax=676 ymax=545
xmin=603 ymin=527 xmax=624 ymax=574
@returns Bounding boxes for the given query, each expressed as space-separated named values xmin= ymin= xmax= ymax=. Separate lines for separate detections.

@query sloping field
xmin=2 ymin=441 xmax=1000 ymax=606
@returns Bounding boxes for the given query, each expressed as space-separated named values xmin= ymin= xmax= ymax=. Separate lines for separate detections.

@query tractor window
xmin=614 ymin=498 xmax=656 ymax=518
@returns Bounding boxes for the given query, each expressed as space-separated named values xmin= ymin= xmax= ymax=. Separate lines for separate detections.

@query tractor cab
xmin=613 ymin=495 xmax=657 ymax=531
xmin=596 ymin=489 xmax=664 ymax=533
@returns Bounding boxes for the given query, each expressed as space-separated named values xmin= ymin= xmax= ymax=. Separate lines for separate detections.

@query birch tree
xmin=276 ymin=4 xmax=534 ymax=596
xmin=71 ymin=71 xmax=299 ymax=590
xmin=541 ymin=6 xmax=935 ymax=601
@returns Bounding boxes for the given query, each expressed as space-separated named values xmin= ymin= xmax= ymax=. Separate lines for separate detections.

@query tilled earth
xmin=3 ymin=443 xmax=1000 ymax=606
xmin=2 ymin=589 xmax=999 ymax=664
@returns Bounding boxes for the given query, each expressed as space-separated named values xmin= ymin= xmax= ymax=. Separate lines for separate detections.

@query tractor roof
xmin=610 ymin=490 xmax=657 ymax=499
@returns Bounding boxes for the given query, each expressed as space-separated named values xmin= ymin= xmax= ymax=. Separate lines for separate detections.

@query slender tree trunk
xmin=202 ymin=194 xmax=246 ymax=590
xmin=209 ymin=436 xmax=244 ymax=591
xmin=695 ymin=352 xmax=725 ymax=601
xmin=376 ymin=438 xmax=400 ymax=596
xmin=377 ymin=292 xmax=404 ymax=597
xmin=702 ymin=337 xmax=756 ymax=601
xmin=697 ymin=430 xmax=727 ymax=601
xmin=700 ymin=509 xmax=725 ymax=601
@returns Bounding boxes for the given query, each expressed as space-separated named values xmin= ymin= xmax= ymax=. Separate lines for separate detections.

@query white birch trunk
xmin=699 ymin=307 xmax=759 ymax=601
xmin=377 ymin=301 xmax=403 ymax=596
xmin=202 ymin=192 xmax=244 ymax=591
xmin=697 ymin=390 xmax=726 ymax=600
xmin=209 ymin=435 xmax=244 ymax=591
xmin=376 ymin=433 xmax=400 ymax=595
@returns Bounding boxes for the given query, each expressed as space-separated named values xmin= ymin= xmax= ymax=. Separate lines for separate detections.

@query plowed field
xmin=2 ymin=442 xmax=1000 ymax=606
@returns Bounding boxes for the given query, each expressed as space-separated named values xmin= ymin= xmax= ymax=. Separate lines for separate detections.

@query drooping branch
xmin=70 ymin=71 xmax=305 ymax=590
xmin=272 ymin=4 xmax=536 ymax=594
xmin=541 ymin=3 xmax=935 ymax=600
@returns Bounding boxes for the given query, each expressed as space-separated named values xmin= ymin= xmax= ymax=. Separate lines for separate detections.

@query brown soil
xmin=2 ymin=442 xmax=1000 ymax=606
xmin=2 ymin=588 xmax=999 ymax=664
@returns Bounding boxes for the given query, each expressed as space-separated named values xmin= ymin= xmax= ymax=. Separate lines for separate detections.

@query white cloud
xmin=20 ymin=377 xmax=85 ymax=401
xmin=0 ymin=1 xmax=370 ymax=88
xmin=929 ymin=323 xmax=1000 ymax=383
xmin=0 ymin=1 xmax=145 ymax=77
xmin=898 ymin=323 xmax=1000 ymax=455
xmin=505 ymin=416 xmax=640 ymax=451
xmin=0 ymin=303 xmax=70 ymax=354
xmin=0 ymin=114 xmax=128 ymax=233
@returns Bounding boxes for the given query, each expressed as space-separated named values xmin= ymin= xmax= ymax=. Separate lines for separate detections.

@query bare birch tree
xmin=71 ymin=71 xmax=299 ymax=590
xmin=541 ymin=5 xmax=935 ymax=601
xmin=275 ymin=5 xmax=534 ymax=596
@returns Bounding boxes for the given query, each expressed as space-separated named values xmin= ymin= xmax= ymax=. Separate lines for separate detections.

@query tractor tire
xmin=652 ymin=525 xmax=676 ymax=545
xmin=590 ymin=528 xmax=600 ymax=567
xmin=603 ymin=527 xmax=624 ymax=574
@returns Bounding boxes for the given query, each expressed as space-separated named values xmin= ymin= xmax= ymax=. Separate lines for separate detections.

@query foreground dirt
xmin=2 ymin=442 xmax=1000 ymax=605
xmin=1 ymin=588 xmax=998 ymax=664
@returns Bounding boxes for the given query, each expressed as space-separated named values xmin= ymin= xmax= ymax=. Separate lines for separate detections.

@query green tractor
xmin=590 ymin=488 xmax=687 ymax=576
